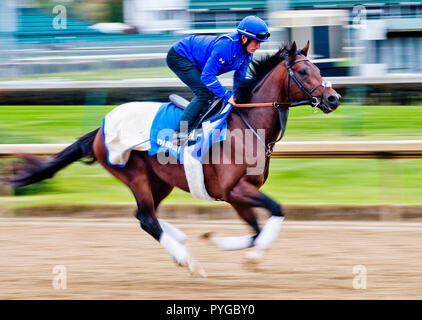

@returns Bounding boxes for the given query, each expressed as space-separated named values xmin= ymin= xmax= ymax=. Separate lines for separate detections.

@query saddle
xmin=169 ymin=94 xmax=227 ymax=140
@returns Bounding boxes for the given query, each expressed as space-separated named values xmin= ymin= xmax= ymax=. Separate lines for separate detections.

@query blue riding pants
xmin=166 ymin=47 xmax=214 ymax=132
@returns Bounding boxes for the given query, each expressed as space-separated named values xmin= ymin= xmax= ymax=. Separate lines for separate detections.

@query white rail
xmin=1 ymin=74 xmax=422 ymax=90
xmin=1 ymin=140 xmax=422 ymax=159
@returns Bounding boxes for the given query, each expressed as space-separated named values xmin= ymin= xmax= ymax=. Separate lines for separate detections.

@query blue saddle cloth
xmin=148 ymin=102 xmax=232 ymax=163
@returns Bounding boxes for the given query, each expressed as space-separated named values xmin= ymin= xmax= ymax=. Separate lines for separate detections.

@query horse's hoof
xmin=200 ymin=232 xmax=214 ymax=240
xmin=188 ymin=258 xmax=207 ymax=278
xmin=244 ymin=249 xmax=263 ymax=263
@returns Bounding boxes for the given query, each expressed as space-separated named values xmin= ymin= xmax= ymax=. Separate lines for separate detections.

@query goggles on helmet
xmin=237 ymin=29 xmax=271 ymax=41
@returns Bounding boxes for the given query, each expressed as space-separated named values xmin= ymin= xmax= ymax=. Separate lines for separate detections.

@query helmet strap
xmin=241 ymin=36 xmax=253 ymax=53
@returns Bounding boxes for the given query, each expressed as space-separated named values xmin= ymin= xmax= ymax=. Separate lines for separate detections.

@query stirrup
xmin=172 ymin=129 xmax=201 ymax=146
xmin=172 ymin=132 xmax=189 ymax=146
xmin=187 ymin=129 xmax=202 ymax=146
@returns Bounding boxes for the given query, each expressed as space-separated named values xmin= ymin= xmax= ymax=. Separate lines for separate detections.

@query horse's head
xmin=285 ymin=41 xmax=341 ymax=113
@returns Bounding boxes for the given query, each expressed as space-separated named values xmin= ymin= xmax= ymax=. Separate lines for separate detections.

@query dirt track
xmin=1 ymin=216 xmax=422 ymax=299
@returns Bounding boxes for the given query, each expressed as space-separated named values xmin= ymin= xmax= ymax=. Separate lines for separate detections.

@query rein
xmin=231 ymin=55 xmax=332 ymax=159
xmin=233 ymin=105 xmax=287 ymax=158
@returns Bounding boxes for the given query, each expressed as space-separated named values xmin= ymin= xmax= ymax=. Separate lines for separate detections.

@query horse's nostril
xmin=328 ymin=95 xmax=336 ymax=102
xmin=327 ymin=94 xmax=339 ymax=106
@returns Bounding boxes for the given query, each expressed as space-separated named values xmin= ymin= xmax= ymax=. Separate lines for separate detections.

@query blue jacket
xmin=173 ymin=32 xmax=252 ymax=101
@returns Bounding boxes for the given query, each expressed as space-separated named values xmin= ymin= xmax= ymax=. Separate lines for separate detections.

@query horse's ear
xmin=302 ymin=41 xmax=310 ymax=57
xmin=288 ymin=41 xmax=297 ymax=61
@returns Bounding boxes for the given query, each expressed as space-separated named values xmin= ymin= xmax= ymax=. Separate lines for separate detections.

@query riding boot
xmin=175 ymin=96 xmax=208 ymax=131
xmin=173 ymin=95 xmax=210 ymax=145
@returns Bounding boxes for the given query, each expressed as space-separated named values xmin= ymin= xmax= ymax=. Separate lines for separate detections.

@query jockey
xmin=167 ymin=15 xmax=270 ymax=145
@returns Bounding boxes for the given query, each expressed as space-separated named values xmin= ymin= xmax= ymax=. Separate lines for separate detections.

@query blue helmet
xmin=237 ymin=16 xmax=270 ymax=42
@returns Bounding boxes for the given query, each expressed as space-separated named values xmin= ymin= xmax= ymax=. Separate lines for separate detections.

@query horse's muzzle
xmin=322 ymin=93 xmax=341 ymax=113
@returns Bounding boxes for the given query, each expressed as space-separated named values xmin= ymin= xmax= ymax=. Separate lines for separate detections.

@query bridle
xmin=234 ymin=53 xmax=333 ymax=111
xmin=232 ymin=52 xmax=333 ymax=159
xmin=284 ymin=56 xmax=332 ymax=112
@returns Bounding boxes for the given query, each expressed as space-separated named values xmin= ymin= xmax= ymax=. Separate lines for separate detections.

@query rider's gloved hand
xmin=228 ymin=95 xmax=236 ymax=106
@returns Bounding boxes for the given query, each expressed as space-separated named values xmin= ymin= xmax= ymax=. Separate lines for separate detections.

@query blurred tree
xmin=76 ymin=0 xmax=123 ymax=23
xmin=109 ymin=0 xmax=123 ymax=22
xmin=29 ymin=0 xmax=123 ymax=23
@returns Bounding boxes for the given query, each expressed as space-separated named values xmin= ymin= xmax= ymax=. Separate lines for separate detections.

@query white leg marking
xmin=246 ymin=216 xmax=284 ymax=261
xmin=159 ymin=232 xmax=207 ymax=278
xmin=158 ymin=218 xmax=187 ymax=244
xmin=210 ymin=235 xmax=254 ymax=250
xmin=159 ymin=232 xmax=189 ymax=266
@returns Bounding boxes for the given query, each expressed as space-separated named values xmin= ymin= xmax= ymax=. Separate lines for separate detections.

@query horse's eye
xmin=298 ymin=69 xmax=307 ymax=76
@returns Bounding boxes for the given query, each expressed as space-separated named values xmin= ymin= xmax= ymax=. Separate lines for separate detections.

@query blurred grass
xmin=2 ymin=158 xmax=421 ymax=207
xmin=0 ymin=104 xmax=421 ymax=144
xmin=0 ymin=105 xmax=114 ymax=144
xmin=0 ymin=104 xmax=421 ymax=207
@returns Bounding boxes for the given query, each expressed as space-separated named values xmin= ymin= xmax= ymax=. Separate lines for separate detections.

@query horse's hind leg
xmin=152 ymin=180 xmax=187 ymax=244
xmin=122 ymin=161 xmax=189 ymax=267
xmin=130 ymin=179 xmax=205 ymax=277
xmin=105 ymin=163 xmax=203 ymax=276
xmin=92 ymin=132 xmax=205 ymax=276
xmin=206 ymin=203 xmax=261 ymax=250
xmin=157 ymin=218 xmax=187 ymax=244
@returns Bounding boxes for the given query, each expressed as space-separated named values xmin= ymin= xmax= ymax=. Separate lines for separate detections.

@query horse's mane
xmin=234 ymin=43 xmax=290 ymax=103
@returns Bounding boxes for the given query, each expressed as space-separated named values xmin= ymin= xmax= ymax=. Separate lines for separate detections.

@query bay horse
xmin=7 ymin=42 xmax=341 ymax=277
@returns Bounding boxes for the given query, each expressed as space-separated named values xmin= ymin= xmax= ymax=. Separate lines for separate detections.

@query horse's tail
xmin=7 ymin=128 xmax=100 ymax=188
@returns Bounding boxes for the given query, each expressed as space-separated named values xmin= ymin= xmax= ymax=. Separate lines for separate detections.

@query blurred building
xmin=124 ymin=0 xmax=189 ymax=33
xmin=279 ymin=1 xmax=422 ymax=76
xmin=271 ymin=9 xmax=349 ymax=76
xmin=0 ymin=0 xmax=18 ymax=78
xmin=1 ymin=0 xmax=422 ymax=78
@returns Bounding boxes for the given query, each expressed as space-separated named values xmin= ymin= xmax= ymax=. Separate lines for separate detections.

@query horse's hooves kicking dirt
xmin=244 ymin=248 xmax=264 ymax=263
xmin=188 ymin=258 xmax=207 ymax=278
xmin=200 ymin=232 xmax=214 ymax=240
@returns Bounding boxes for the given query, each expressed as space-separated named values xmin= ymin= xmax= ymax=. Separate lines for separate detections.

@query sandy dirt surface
xmin=1 ymin=216 xmax=422 ymax=299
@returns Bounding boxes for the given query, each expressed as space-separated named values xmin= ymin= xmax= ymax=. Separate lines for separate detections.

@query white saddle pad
xmin=103 ymin=101 xmax=214 ymax=201
xmin=103 ymin=102 xmax=162 ymax=166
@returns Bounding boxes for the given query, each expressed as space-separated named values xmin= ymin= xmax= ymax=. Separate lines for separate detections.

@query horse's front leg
xmin=224 ymin=178 xmax=284 ymax=260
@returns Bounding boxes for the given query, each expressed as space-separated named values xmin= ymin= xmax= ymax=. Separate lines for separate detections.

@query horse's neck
xmin=240 ymin=63 xmax=287 ymax=144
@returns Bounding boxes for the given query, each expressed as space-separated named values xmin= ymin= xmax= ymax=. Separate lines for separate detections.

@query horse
xmin=7 ymin=41 xmax=341 ymax=277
